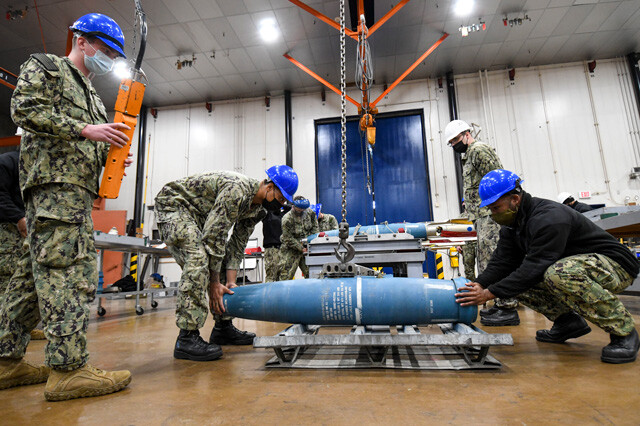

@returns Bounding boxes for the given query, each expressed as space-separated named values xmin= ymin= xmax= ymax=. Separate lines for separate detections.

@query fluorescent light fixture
xmin=259 ymin=18 xmax=279 ymax=42
xmin=454 ymin=0 xmax=474 ymax=16
xmin=113 ymin=59 xmax=132 ymax=79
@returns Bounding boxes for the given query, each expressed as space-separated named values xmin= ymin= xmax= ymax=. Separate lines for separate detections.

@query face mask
xmin=262 ymin=187 xmax=283 ymax=212
xmin=84 ymin=43 xmax=114 ymax=76
xmin=491 ymin=207 xmax=518 ymax=226
xmin=453 ymin=142 xmax=468 ymax=153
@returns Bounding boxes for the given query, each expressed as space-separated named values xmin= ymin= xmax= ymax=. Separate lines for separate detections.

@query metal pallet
xmin=254 ymin=323 xmax=513 ymax=370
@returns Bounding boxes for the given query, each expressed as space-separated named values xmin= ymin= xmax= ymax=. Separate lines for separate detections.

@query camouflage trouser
xmin=264 ymin=247 xmax=281 ymax=282
xmin=0 ymin=223 xmax=26 ymax=306
xmin=278 ymin=248 xmax=308 ymax=281
xmin=157 ymin=210 xmax=212 ymax=330
xmin=475 ymin=215 xmax=518 ymax=309
xmin=462 ymin=240 xmax=477 ymax=282
xmin=0 ymin=183 xmax=96 ymax=371
xmin=517 ymin=253 xmax=635 ymax=335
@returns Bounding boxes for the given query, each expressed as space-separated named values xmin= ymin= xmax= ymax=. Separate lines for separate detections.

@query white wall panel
xmin=105 ymin=58 xmax=640 ymax=283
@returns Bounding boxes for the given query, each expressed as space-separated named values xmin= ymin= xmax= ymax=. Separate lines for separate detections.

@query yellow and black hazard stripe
xmin=435 ymin=253 xmax=444 ymax=279
xmin=130 ymin=253 xmax=138 ymax=281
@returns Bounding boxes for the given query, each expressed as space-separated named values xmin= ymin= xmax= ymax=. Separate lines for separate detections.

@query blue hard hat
xmin=312 ymin=203 xmax=322 ymax=218
xmin=265 ymin=165 xmax=298 ymax=202
xmin=479 ymin=169 xmax=524 ymax=207
xmin=70 ymin=13 xmax=126 ymax=58
xmin=293 ymin=198 xmax=310 ymax=209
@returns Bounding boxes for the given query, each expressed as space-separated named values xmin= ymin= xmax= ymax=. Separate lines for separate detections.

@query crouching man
xmin=155 ymin=166 xmax=298 ymax=361
xmin=455 ymin=169 xmax=639 ymax=364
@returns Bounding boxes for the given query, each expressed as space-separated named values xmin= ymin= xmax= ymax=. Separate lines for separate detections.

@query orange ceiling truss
xmin=285 ymin=0 xmax=449 ymax=112
xmin=0 ymin=66 xmax=18 ymax=91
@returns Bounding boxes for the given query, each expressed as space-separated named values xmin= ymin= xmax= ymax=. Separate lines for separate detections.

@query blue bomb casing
xmin=223 ymin=277 xmax=477 ymax=325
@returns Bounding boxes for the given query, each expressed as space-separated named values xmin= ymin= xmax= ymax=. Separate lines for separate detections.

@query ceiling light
xmin=113 ymin=59 xmax=132 ymax=80
xmin=453 ymin=0 xmax=474 ymax=16
xmin=259 ymin=19 xmax=279 ymax=42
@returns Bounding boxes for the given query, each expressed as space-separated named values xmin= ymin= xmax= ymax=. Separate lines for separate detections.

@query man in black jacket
xmin=261 ymin=205 xmax=290 ymax=282
xmin=456 ymin=169 xmax=639 ymax=364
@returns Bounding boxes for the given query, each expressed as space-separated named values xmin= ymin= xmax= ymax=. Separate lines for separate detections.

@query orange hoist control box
xmin=98 ymin=78 xmax=146 ymax=199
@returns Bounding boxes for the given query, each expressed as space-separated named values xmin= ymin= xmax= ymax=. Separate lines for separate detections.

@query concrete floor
xmin=2 ymin=296 xmax=640 ymax=425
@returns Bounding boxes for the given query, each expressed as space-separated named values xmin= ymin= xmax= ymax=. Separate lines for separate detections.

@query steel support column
xmin=446 ymin=72 xmax=464 ymax=209
xmin=132 ymin=105 xmax=148 ymax=234
xmin=627 ymin=53 xmax=640 ymax=121
xmin=285 ymin=90 xmax=293 ymax=167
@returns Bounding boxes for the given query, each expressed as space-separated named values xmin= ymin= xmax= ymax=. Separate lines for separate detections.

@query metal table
xmin=586 ymin=206 xmax=640 ymax=294
xmin=306 ymin=233 xmax=426 ymax=278
xmin=94 ymin=232 xmax=173 ymax=316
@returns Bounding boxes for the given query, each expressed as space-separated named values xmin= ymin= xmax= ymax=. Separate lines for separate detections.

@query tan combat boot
xmin=0 ymin=358 xmax=50 ymax=390
xmin=30 ymin=329 xmax=46 ymax=340
xmin=44 ymin=364 xmax=131 ymax=401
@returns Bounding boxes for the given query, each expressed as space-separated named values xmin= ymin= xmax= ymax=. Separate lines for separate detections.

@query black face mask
xmin=262 ymin=188 xmax=283 ymax=211
xmin=453 ymin=142 xmax=468 ymax=153
xmin=262 ymin=198 xmax=282 ymax=212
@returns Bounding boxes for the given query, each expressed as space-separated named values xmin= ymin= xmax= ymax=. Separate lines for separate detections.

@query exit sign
xmin=579 ymin=191 xmax=591 ymax=199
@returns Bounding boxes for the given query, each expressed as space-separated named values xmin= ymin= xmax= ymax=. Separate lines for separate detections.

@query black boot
xmin=479 ymin=306 xmax=499 ymax=318
xmin=536 ymin=312 xmax=591 ymax=343
xmin=210 ymin=320 xmax=256 ymax=345
xmin=174 ymin=329 xmax=223 ymax=361
xmin=480 ymin=308 xmax=520 ymax=326
xmin=601 ymin=329 xmax=640 ymax=364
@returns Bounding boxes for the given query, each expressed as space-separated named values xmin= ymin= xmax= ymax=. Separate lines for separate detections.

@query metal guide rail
xmin=254 ymin=322 xmax=513 ymax=370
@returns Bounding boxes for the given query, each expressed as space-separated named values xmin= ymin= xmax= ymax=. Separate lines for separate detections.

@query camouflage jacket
xmin=154 ymin=171 xmax=267 ymax=273
xmin=11 ymin=54 xmax=110 ymax=195
xmin=281 ymin=208 xmax=319 ymax=253
xmin=318 ymin=213 xmax=338 ymax=232
xmin=462 ymin=140 xmax=503 ymax=221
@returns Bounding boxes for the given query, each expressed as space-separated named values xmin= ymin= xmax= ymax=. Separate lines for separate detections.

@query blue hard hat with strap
xmin=70 ymin=13 xmax=126 ymax=58
xmin=265 ymin=165 xmax=298 ymax=202
xmin=312 ymin=203 xmax=322 ymax=218
xmin=479 ymin=169 xmax=524 ymax=207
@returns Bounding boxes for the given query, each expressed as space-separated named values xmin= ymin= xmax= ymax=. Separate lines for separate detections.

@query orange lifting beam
xmin=0 ymin=66 xmax=17 ymax=90
xmin=368 ymin=0 xmax=410 ymax=36
xmin=370 ymin=33 xmax=449 ymax=108
xmin=287 ymin=0 xmax=448 ymax=134
xmin=289 ymin=0 xmax=358 ymax=40
xmin=283 ymin=53 xmax=360 ymax=108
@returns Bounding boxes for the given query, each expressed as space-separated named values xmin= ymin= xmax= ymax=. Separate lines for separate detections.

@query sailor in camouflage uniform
xmin=155 ymin=166 xmax=298 ymax=361
xmin=278 ymin=196 xmax=319 ymax=280
xmin=0 ymin=152 xmax=28 ymax=304
xmin=313 ymin=203 xmax=338 ymax=232
xmin=0 ymin=151 xmax=46 ymax=342
xmin=0 ymin=14 xmax=133 ymax=401
xmin=459 ymin=201 xmax=477 ymax=281
xmin=456 ymin=170 xmax=640 ymax=364
xmin=444 ymin=119 xmax=519 ymax=326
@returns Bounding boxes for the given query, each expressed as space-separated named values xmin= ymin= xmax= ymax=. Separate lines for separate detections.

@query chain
xmin=339 ymin=0 xmax=347 ymax=223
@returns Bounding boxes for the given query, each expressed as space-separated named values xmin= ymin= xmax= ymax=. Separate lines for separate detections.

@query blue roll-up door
xmin=315 ymin=109 xmax=436 ymax=277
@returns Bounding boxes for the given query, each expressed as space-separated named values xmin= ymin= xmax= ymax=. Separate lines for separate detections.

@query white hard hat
xmin=444 ymin=120 xmax=472 ymax=143
xmin=557 ymin=192 xmax=572 ymax=204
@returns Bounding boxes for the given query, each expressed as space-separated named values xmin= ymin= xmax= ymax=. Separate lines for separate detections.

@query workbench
xmin=94 ymin=231 xmax=174 ymax=316
xmin=586 ymin=206 xmax=640 ymax=294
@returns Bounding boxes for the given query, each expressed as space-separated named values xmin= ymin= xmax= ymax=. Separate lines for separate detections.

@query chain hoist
xmin=334 ymin=0 xmax=355 ymax=264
